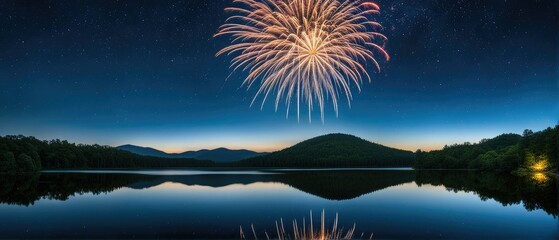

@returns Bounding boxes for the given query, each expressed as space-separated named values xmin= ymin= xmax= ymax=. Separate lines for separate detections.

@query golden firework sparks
xmin=216 ymin=0 xmax=389 ymax=122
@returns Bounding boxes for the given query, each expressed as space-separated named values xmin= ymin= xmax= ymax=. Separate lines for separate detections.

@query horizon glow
xmin=0 ymin=0 xmax=557 ymax=152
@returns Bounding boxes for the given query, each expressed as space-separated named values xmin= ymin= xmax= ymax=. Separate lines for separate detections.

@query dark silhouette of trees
xmin=0 ymin=170 xmax=555 ymax=216
xmin=1 ymin=125 xmax=557 ymax=172
xmin=416 ymin=170 xmax=557 ymax=216
xmin=415 ymin=125 xmax=558 ymax=171
xmin=0 ymin=152 xmax=16 ymax=172
xmin=0 ymin=135 xmax=214 ymax=173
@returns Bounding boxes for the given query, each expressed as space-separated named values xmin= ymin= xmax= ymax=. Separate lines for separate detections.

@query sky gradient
xmin=0 ymin=0 xmax=557 ymax=152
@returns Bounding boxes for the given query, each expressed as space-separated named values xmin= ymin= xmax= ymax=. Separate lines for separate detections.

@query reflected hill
xmin=127 ymin=174 xmax=278 ymax=189
xmin=0 ymin=170 xmax=556 ymax=216
xmin=276 ymin=170 xmax=415 ymax=200
xmin=125 ymin=170 xmax=416 ymax=200
xmin=0 ymin=171 xmax=415 ymax=204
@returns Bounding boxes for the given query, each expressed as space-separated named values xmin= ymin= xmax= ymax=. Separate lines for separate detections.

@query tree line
xmin=415 ymin=125 xmax=558 ymax=171
xmin=1 ymin=125 xmax=557 ymax=173
xmin=0 ymin=135 xmax=214 ymax=173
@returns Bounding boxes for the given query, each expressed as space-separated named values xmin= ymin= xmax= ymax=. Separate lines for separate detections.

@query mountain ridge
xmin=116 ymin=144 xmax=266 ymax=162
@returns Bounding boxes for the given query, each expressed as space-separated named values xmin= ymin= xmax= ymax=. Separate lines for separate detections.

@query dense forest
xmin=415 ymin=125 xmax=558 ymax=171
xmin=0 ymin=135 xmax=214 ymax=173
xmin=233 ymin=133 xmax=415 ymax=167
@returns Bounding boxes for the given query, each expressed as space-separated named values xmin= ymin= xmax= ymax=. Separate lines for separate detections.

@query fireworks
xmin=216 ymin=0 xmax=389 ymax=122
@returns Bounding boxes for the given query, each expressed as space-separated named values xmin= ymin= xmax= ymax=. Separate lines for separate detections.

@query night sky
xmin=0 ymin=0 xmax=557 ymax=152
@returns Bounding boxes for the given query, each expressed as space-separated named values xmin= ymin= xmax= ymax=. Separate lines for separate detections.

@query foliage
xmin=0 ymin=135 xmax=214 ymax=173
xmin=415 ymin=125 xmax=558 ymax=171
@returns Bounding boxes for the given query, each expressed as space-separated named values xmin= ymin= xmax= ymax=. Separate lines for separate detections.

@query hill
xmin=116 ymin=145 xmax=265 ymax=162
xmin=234 ymin=133 xmax=415 ymax=167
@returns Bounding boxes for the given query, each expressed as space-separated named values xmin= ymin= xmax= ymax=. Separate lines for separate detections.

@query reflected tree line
xmin=0 ymin=173 xmax=154 ymax=206
xmin=415 ymin=171 xmax=557 ymax=216
xmin=0 ymin=171 xmax=556 ymax=216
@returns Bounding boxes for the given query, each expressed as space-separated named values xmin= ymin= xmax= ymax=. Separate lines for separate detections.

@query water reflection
xmin=415 ymin=171 xmax=558 ymax=216
xmin=532 ymin=172 xmax=551 ymax=185
xmin=277 ymin=170 xmax=415 ymax=200
xmin=0 ymin=170 xmax=556 ymax=216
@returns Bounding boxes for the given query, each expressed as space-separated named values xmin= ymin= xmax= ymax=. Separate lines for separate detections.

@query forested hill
xmin=234 ymin=133 xmax=415 ymax=167
xmin=415 ymin=125 xmax=558 ymax=171
xmin=0 ymin=136 xmax=213 ymax=173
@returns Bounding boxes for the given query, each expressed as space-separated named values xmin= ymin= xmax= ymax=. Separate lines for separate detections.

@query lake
xmin=0 ymin=169 xmax=557 ymax=239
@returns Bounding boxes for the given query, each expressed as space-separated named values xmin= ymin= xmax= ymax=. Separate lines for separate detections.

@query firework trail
xmin=216 ymin=0 xmax=389 ymax=122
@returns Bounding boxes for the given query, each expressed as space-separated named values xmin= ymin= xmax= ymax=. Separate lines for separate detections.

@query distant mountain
xmin=172 ymin=149 xmax=210 ymax=159
xmin=194 ymin=148 xmax=267 ymax=162
xmin=235 ymin=133 xmax=415 ymax=167
xmin=117 ymin=144 xmax=170 ymax=158
xmin=116 ymin=145 xmax=265 ymax=162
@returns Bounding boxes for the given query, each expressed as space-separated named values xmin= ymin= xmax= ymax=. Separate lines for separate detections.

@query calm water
xmin=0 ymin=169 xmax=557 ymax=239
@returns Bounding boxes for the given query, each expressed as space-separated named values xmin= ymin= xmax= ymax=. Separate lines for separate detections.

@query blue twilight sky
xmin=0 ymin=0 xmax=557 ymax=152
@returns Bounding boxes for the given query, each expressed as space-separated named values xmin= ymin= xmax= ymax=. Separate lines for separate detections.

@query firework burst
xmin=216 ymin=0 xmax=389 ymax=122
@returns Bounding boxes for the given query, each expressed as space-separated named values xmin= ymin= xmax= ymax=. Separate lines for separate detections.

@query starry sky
xmin=0 ymin=0 xmax=557 ymax=152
